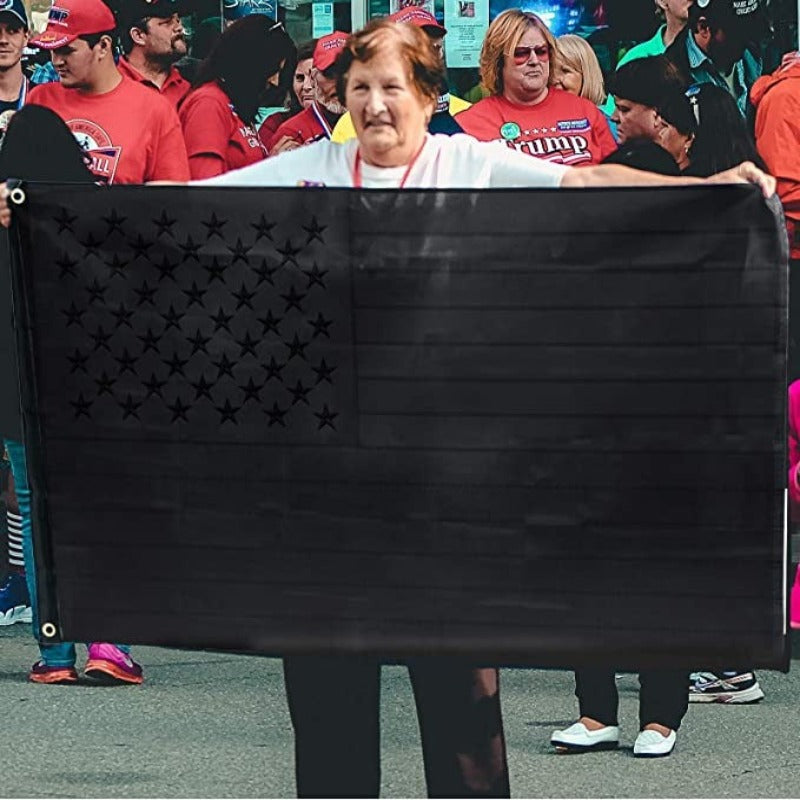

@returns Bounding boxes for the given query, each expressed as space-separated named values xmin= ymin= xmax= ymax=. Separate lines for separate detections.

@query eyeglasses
xmin=685 ymin=84 xmax=701 ymax=127
xmin=511 ymin=44 xmax=550 ymax=65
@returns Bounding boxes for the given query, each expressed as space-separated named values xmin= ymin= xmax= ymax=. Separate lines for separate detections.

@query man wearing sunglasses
xmin=117 ymin=0 xmax=190 ymax=107
xmin=664 ymin=0 xmax=765 ymax=117
xmin=458 ymin=9 xmax=616 ymax=166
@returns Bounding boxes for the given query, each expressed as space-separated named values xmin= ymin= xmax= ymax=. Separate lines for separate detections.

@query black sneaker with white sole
xmin=688 ymin=671 xmax=765 ymax=703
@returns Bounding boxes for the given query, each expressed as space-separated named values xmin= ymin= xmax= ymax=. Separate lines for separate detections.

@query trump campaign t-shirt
xmin=195 ymin=133 xmax=569 ymax=189
xmin=457 ymin=88 xmax=616 ymax=166
xmin=28 ymin=75 xmax=190 ymax=184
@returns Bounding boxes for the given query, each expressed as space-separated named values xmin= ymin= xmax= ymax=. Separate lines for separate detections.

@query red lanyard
xmin=351 ymin=138 xmax=428 ymax=188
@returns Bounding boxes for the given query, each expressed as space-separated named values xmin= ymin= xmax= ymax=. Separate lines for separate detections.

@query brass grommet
xmin=41 ymin=622 xmax=57 ymax=638
xmin=8 ymin=187 xmax=26 ymax=205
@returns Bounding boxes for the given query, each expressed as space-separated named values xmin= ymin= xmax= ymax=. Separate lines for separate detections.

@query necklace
xmin=351 ymin=138 xmax=428 ymax=188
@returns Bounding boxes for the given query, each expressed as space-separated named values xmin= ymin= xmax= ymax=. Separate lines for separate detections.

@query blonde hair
xmin=479 ymin=9 xmax=560 ymax=97
xmin=556 ymin=34 xmax=607 ymax=106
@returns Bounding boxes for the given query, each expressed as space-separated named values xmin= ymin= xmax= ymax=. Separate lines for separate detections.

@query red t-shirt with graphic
xmin=179 ymin=81 xmax=266 ymax=179
xmin=28 ymin=76 xmax=189 ymax=184
xmin=457 ymin=88 xmax=616 ymax=166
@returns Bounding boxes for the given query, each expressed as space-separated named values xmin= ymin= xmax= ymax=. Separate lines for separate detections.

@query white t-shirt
xmin=195 ymin=133 xmax=569 ymax=189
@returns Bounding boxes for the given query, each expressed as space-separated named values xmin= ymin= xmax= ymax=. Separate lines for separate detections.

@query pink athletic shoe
xmin=84 ymin=643 xmax=143 ymax=684
xmin=791 ymin=566 xmax=800 ymax=630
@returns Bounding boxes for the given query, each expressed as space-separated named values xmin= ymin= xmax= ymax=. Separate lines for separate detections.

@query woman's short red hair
xmin=335 ymin=18 xmax=444 ymax=109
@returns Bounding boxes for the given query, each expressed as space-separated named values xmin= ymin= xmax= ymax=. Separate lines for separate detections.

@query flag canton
xmin=39 ymin=190 xmax=352 ymax=442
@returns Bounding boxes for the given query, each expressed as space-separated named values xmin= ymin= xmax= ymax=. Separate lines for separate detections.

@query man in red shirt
xmin=117 ymin=0 xmax=190 ymax=107
xmin=28 ymin=0 xmax=189 ymax=184
xmin=267 ymin=31 xmax=347 ymax=154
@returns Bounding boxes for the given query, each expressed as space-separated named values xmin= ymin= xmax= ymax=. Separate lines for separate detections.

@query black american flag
xmin=7 ymin=183 xmax=789 ymax=668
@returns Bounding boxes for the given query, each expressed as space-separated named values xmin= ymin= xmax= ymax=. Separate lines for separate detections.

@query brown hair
xmin=335 ymin=18 xmax=444 ymax=110
xmin=556 ymin=34 xmax=606 ymax=106
xmin=479 ymin=9 xmax=560 ymax=96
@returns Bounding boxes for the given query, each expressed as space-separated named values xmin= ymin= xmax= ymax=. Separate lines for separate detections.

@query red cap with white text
xmin=313 ymin=31 xmax=349 ymax=73
xmin=30 ymin=0 xmax=116 ymax=49
xmin=389 ymin=7 xmax=446 ymax=36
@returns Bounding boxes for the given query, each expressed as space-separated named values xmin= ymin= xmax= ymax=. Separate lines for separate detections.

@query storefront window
xmin=168 ymin=0 xmax=355 ymax=55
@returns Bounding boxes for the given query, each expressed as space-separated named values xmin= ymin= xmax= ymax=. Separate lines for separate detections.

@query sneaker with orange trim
xmin=28 ymin=660 xmax=78 ymax=684
xmin=84 ymin=643 xmax=143 ymax=685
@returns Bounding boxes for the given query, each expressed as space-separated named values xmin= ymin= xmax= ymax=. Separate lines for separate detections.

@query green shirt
xmin=617 ymin=25 xmax=667 ymax=69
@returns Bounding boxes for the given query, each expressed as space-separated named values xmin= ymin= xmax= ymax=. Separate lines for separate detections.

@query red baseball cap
xmin=389 ymin=7 xmax=446 ymax=37
xmin=30 ymin=0 xmax=116 ymax=49
xmin=313 ymin=31 xmax=349 ymax=73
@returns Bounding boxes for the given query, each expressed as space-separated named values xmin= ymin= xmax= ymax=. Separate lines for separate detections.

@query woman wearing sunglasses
xmin=457 ymin=10 xmax=617 ymax=166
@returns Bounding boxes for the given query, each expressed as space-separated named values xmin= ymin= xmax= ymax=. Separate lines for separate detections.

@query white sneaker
xmin=633 ymin=729 xmax=676 ymax=758
xmin=551 ymin=722 xmax=619 ymax=752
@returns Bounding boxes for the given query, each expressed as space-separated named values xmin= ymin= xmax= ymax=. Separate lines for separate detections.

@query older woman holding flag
xmin=191 ymin=17 xmax=774 ymax=795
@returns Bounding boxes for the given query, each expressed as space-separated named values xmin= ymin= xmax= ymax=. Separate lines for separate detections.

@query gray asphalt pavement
xmin=0 ymin=624 xmax=798 ymax=798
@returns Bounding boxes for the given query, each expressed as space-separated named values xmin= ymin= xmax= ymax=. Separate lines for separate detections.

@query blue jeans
xmin=3 ymin=438 xmax=131 ymax=668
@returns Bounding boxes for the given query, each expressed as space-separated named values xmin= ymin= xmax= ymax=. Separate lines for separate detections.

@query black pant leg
xmin=283 ymin=655 xmax=381 ymax=798
xmin=573 ymin=669 xmax=619 ymax=726
xmin=408 ymin=659 xmax=509 ymax=799
xmin=638 ymin=670 xmax=690 ymax=731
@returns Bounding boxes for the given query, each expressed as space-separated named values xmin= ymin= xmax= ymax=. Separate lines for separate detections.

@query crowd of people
xmin=0 ymin=0 xmax=797 ymax=792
